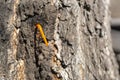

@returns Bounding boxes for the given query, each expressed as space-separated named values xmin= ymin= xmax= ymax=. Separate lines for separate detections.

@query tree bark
xmin=0 ymin=0 xmax=119 ymax=80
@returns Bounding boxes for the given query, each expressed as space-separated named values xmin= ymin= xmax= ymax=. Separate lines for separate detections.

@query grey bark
xmin=0 ymin=0 xmax=119 ymax=80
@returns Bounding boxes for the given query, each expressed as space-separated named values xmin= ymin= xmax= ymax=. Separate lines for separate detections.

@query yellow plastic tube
xmin=35 ymin=23 xmax=48 ymax=46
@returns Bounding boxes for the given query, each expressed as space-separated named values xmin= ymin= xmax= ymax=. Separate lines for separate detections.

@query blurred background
xmin=110 ymin=0 xmax=120 ymax=73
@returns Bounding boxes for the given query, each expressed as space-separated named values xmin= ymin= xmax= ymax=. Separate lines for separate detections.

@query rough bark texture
xmin=0 ymin=0 xmax=119 ymax=80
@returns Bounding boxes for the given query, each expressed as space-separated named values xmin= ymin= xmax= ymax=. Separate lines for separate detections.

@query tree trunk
xmin=0 ymin=0 xmax=119 ymax=80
